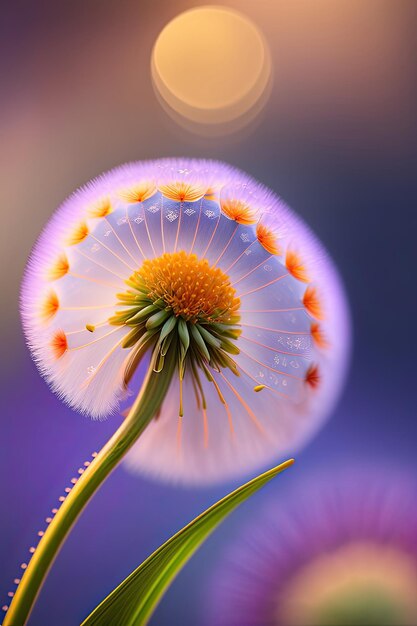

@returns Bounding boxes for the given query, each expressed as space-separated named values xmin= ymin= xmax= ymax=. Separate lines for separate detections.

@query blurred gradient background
xmin=1 ymin=1 xmax=416 ymax=624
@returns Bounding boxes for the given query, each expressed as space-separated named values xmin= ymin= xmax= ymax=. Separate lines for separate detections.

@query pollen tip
xmin=253 ymin=384 xmax=266 ymax=392
xmin=85 ymin=324 xmax=95 ymax=332
xmin=50 ymin=329 xmax=68 ymax=359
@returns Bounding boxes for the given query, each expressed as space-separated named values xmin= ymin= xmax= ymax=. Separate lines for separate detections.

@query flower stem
xmin=4 ymin=349 xmax=176 ymax=626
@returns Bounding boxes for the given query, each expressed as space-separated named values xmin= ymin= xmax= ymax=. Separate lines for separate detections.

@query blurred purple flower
xmin=207 ymin=469 xmax=417 ymax=625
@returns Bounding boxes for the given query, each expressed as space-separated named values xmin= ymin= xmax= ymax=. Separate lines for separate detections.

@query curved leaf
xmin=82 ymin=459 xmax=294 ymax=626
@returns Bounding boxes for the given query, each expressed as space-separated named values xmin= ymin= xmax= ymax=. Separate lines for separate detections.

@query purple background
xmin=1 ymin=1 xmax=416 ymax=624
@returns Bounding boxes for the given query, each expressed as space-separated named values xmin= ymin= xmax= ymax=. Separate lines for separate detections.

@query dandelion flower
xmin=22 ymin=158 xmax=349 ymax=484
xmin=207 ymin=470 xmax=417 ymax=626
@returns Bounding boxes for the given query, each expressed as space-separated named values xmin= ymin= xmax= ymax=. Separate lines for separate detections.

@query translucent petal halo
xmin=21 ymin=158 xmax=350 ymax=484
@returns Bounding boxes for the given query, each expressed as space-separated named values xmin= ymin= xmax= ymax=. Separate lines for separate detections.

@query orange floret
xmin=311 ymin=322 xmax=329 ymax=349
xmin=50 ymin=329 xmax=68 ymax=359
xmin=305 ymin=364 xmax=320 ymax=389
xmin=47 ymin=253 xmax=69 ymax=281
xmin=256 ymin=223 xmax=282 ymax=255
xmin=87 ymin=197 xmax=113 ymax=218
xmin=66 ymin=221 xmax=89 ymax=245
xmin=40 ymin=290 xmax=59 ymax=322
xmin=303 ymin=286 xmax=324 ymax=320
xmin=119 ymin=182 xmax=156 ymax=203
xmin=286 ymin=250 xmax=309 ymax=282
xmin=220 ymin=198 xmax=258 ymax=225
xmin=158 ymin=181 xmax=206 ymax=202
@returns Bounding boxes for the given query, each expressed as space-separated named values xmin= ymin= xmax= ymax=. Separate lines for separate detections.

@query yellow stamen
xmin=135 ymin=251 xmax=240 ymax=323
xmin=253 ymin=384 xmax=266 ymax=392
xmin=179 ymin=377 xmax=184 ymax=417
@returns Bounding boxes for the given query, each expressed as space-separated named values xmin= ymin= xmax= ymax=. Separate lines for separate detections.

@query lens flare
xmin=151 ymin=7 xmax=272 ymax=135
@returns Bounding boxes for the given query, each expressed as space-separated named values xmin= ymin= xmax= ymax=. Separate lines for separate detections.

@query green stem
xmin=4 ymin=349 xmax=176 ymax=626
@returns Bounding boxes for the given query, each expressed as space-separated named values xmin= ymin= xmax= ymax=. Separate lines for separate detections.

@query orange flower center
xmin=136 ymin=251 xmax=240 ymax=323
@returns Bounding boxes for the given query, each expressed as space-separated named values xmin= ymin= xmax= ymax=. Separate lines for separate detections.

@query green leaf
xmin=81 ymin=459 xmax=294 ymax=626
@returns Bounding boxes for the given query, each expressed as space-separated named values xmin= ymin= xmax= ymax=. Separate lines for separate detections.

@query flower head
xmin=21 ymin=159 xmax=349 ymax=483
xmin=207 ymin=470 xmax=417 ymax=625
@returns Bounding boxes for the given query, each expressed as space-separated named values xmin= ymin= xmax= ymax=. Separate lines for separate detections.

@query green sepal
xmin=146 ymin=309 xmax=171 ymax=330
xmin=196 ymin=324 xmax=222 ymax=349
xmin=189 ymin=324 xmax=211 ymax=363
xmin=178 ymin=318 xmax=190 ymax=352
xmin=159 ymin=315 xmax=177 ymax=342
xmin=128 ymin=304 xmax=160 ymax=325
xmin=161 ymin=331 xmax=175 ymax=358
xmin=219 ymin=338 xmax=240 ymax=355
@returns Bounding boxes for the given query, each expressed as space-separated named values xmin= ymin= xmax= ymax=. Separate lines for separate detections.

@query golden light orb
xmin=151 ymin=6 xmax=271 ymax=132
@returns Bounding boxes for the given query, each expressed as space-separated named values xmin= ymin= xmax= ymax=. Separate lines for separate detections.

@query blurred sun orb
xmin=21 ymin=158 xmax=349 ymax=484
xmin=151 ymin=6 xmax=272 ymax=131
